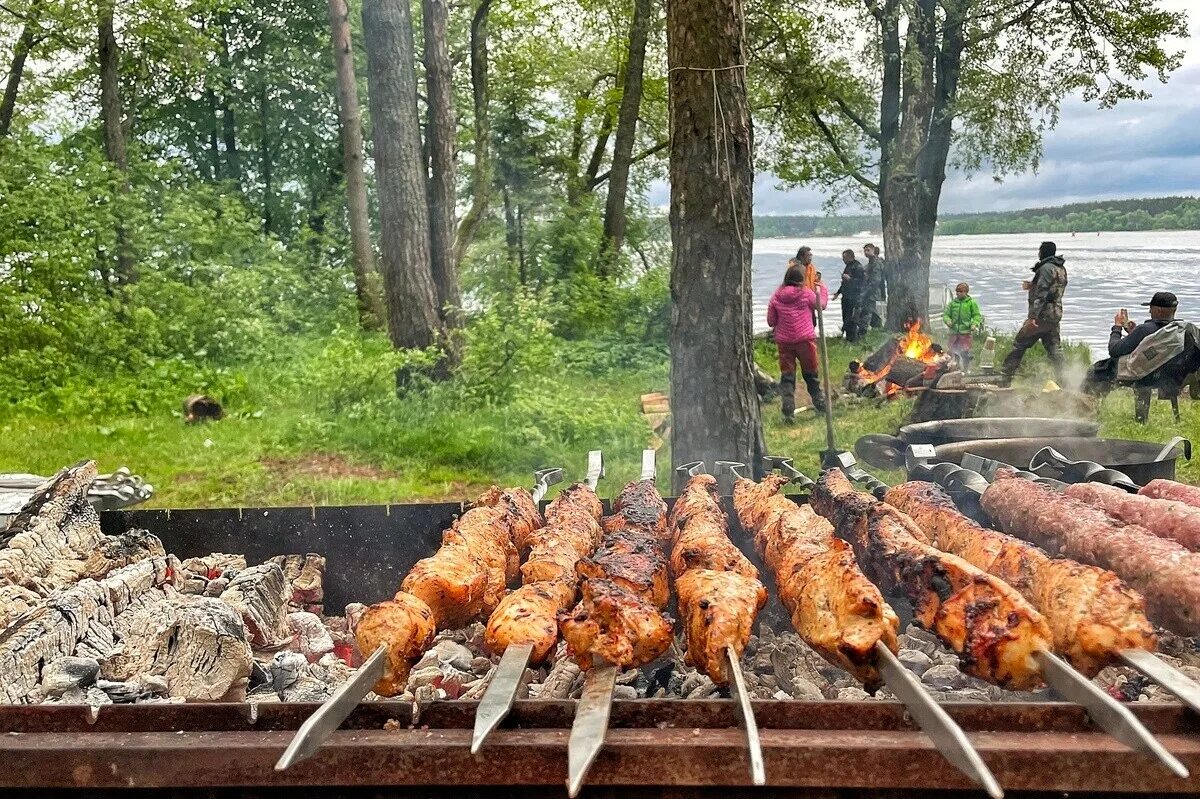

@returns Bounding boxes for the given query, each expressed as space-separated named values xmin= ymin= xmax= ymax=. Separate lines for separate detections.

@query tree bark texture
xmin=0 ymin=18 xmax=37 ymax=140
xmin=451 ymin=0 xmax=492 ymax=270
xmin=421 ymin=0 xmax=460 ymax=325
xmin=328 ymin=0 xmax=386 ymax=331
xmin=666 ymin=0 xmax=763 ymax=493
xmin=98 ymin=0 xmax=136 ymax=285
xmin=362 ymin=0 xmax=443 ymax=352
xmin=598 ymin=0 xmax=652 ymax=274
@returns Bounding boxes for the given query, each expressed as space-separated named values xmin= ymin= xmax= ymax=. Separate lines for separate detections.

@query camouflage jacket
xmin=1027 ymin=255 xmax=1067 ymax=325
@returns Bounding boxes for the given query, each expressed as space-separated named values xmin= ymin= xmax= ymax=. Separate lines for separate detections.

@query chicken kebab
xmin=886 ymin=481 xmax=1156 ymax=677
xmin=472 ymin=480 xmax=604 ymax=751
xmin=669 ymin=471 xmax=769 ymax=784
xmin=355 ymin=486 xmax=542 ymax=696
xmin=560 ymin=470 xmax=674 ymax=798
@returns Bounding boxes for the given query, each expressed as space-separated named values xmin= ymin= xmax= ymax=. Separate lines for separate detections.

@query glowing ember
xmin=848 ymin=320 xmax=946 ymax=396
xmin=900 ymin=320 xmax=936 ymax=361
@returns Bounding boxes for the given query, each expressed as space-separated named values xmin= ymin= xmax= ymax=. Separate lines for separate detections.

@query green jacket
xmin=943 ymin=295 xmax=983 ymax=334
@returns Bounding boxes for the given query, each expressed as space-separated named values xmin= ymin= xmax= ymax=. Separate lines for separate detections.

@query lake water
xmin=753 ymin=230 xmax=1200 ymax=357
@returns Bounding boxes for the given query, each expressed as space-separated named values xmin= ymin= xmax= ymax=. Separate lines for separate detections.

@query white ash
xmin=287 ymin=611 xmax=335 ymax=662
xmin=269 ymin=553 xmax=326 ymax=613
xmin=219 ymin=564 xmax=290 ymax=649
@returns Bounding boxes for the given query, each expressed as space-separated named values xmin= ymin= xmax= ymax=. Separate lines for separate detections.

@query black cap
xmin=1142 ymin=291 xmax=1179 ymax=308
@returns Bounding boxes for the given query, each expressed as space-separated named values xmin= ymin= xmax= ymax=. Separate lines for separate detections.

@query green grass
xmin=2 ymin=329 xmax=1195 ymax=507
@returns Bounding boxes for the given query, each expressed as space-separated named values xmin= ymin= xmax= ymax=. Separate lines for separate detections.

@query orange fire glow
xmin=900 ymin=320 xmax=936 ymax=361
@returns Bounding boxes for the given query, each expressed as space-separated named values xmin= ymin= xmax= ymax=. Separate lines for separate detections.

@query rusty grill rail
xmin=3 ymin=700 xmax=1200 ymax=793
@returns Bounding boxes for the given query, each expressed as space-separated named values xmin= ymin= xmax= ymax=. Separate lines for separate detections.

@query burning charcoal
xmin=540 ymin=656 xmax=582 ymax=699
xmin=616 ymin=669 xmax=639 ymax=686
xmin=47 ymin=686 xmax=112 ymax=706
xmin=470 ymin=656 xmax=493 ymax=676
xmin=141 ymin=675 xmax=169 ymax=696
xmin=219 ymin=563 xmax=289 ymax=649
xmin=837 ymin=687 xmax=871 ymax=701
xmin=344 ymin=602 xmax=367 ymax=633
xmin=790 ymin=678 xmax=824 ymax=702
xmin=287 ymin=611 xmax=335 ymax=662
xmin=0 ymin=584 xmax=41 ymax=629
xmin=897 ymin=649 xmax=933 ymax=677
xmin=311 ymin=652 xmax=352 ymax=686
xmin=40 ymin=656 xmax=101 ymax=697
xmin=921 ymin=664 xmax=968 ymax=691
xmin=202 ymin=577 xmax=230 ymax=597
xmin=178 ymin=576 xmax=208 ymax=595
xmin=772 ymin=689 xmax=791 ymax=701
xmin=248 ymin=660 xmax=270 ymax=690
xmin=414 ymin=640 xmax=475 ymax=673
xmin=292 ymin=554 xmax=325 ymax=606
xmin=683 ymin=673 xmax=718 ymax=699
xmin=955 ymin=688 xmax=991 ymax=703
xmin=81 ymin=529 xmax=165 ymax=581
xmin=933 ymin=653 xmax=960 ymax=668
xmin=613 ymin=685 xmax=639 ymax=700
xmin=270 ymin=651 xmax=308 ymax=696
xmin=96 ymin=679 xmax=147 ymax=703
xmin=898 ymin=631 xmax=938 ymax=658
xmin=103 ymin=594 xmax=253 ymax=702
xmin=281 ymin=674 xmax=332 ymax=703
xmin=180 ymin=554 xmax=247 ymax=579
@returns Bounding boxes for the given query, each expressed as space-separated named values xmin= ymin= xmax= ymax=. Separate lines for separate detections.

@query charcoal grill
xmin=5 ymin=482 xmax=1200 ymax=795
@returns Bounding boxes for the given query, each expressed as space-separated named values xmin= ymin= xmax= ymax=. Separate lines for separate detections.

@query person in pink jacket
xmin=767 ymin=262 xmax=829 ymax=421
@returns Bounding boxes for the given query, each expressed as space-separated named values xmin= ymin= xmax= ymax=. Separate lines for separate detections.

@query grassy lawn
xmin=3 ymin=330 xmax=1195 ymax=507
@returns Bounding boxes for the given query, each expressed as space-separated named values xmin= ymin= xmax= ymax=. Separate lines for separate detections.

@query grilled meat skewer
xmin=484 ymin=483 xmax=603 ymax=663
xmin=886 ymin=481 xmax=1156 ymax=677
xmin=982 ymin=470 xmax=1200 ymax=637
xmin=813 ymin=470 xmax=1052 ymax=690
xmin=1141 ymin=479 xmax=1200 ymax=508
xmin=1065 ymin=482 xmax=1200 ymax=552
xmin=356 ymin=487 xmax=542 ymax=695
xmin=559 ymin=478 xmax=673 ymax=670
xmin=670 ymin=473 xmax=767 ymax=683
xmin=733 ymin=474 xmax=899 ymax=689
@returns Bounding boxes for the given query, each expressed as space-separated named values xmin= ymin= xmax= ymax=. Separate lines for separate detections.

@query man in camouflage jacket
xmin=1001 ymin=241 xmax=1068 ymax=385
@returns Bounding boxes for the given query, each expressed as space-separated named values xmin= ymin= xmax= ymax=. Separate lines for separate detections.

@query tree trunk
xmin=362 ymin=0 xmax=443 ymax=352
xmin=451 ymin=0 xmax=493 ymax=269
xmin=598 ymin=0 xmax=652 ymax=275
xmin=218 ymin=15 xmax=240 ymax=187
xmin=421 ymin=0 xmax=460 ymax=328
xmin=328 ymin=0 xmax=385 ymax=331
xmin=259 ymin=81 xmax=273 ymax=234
xmin=880 ymin=175 xmax=934 ymax=329
xmin=0 ymin=17 xmax=37 ymax=140
xmin=98 ymin=0 xmax=136 ymax=285
xmin=666 ymin=0 xmax=762 ymax=493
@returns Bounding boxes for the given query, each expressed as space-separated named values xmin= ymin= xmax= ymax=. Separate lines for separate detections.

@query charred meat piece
xmin=1066 ymin=482 xmax=1200 ymax=552
xmin=983 ymin=470 xmax=1200 ymax=637
xmin=485 ymin=483 xmax=603 ymax=663
xmin=814 ymin=470 xmax=1052 ymax=690
xmin=603 ymin=479 xmax=669 ymax=544
xmin=1140 ymin=479 xmax=1200 ymax=509
xmin=734 ymin=475 xmax=898 ymax=689
xmin=479 ymin=486 xmax=544 ymax=555
xmin=887 ymin=481 xmax=1155 ymax=677
xmin=559 ymin=479 xmax=673 ymax=670
xmin=670 ymin=474 xmax=766 ymax=684
xmin=558 ymin=578 xmax=674 ymax=670
xmin=354 ymin=592 xmax=437 ymax=696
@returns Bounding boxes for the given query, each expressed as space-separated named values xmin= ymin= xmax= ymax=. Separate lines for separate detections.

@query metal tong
xmin=472 ymin=451 xmax=603 ymax=754
xmin=750 ymin=456 xmax=1004 ymax=799
xmin=567 ymin=448 xmax=656 ymax=797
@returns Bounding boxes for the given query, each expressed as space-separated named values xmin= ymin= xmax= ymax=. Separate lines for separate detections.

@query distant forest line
xmin=754 ymin=196 xmax=1200 ymax=238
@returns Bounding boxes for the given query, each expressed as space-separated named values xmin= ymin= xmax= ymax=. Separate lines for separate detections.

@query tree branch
xmin=809 ymin=111 xmax=879 ymax=193
xmin=964 ymin=0 xmax=1050 ymax=47
xmin=832 ymin=94 xmax=880 ymax=142
xmin=588 ymin=139 xmax=668 ymax=189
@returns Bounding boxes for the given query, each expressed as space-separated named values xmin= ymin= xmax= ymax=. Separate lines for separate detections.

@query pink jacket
xmin=767 ymin=284 xmax=828 ymax=344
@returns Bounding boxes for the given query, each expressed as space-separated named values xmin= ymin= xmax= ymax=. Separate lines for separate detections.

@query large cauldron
xmin=913 ymin=436 xmax=1191 ymax=485
xmin=856 ymin=417 xmax=1101 ymax=469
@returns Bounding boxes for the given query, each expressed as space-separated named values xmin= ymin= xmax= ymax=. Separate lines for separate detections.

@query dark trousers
xmin=779 ymin=340 xmax=823 ymax=415
xmin=1001 ymin=323 xmax=1064 ymax=382
xmin=841 ymin=299 xmax=863 ymax=342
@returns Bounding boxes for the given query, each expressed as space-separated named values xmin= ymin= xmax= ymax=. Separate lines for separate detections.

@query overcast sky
xmin=660 ymin=1 xmax=1197 ymax=216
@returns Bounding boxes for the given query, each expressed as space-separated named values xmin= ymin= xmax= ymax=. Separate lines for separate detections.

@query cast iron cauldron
xmin=913 ymin=436 xmax=1192 ymax=485
xmin=856 ymin=417 xmax=1101 ymax=469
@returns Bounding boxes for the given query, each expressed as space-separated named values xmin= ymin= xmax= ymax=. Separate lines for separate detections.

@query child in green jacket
xmin=943 ymin=282 xmax=983 ymax=367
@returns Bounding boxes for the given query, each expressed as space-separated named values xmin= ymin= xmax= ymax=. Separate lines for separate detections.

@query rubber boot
xmin=803 ymin=372 xmax=825 ymax=412
xmin=780 ymin=372 xmax=797 ymax=421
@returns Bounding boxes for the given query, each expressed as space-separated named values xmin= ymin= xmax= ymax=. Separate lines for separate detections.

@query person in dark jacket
xmin=863 ymin=244 xmax=887 ymax=328
xmin=1000 ymin=241 xmax=1068 ymax=385
xmin=833 ymin=249 xmax=868 ymax=343
xmin=1083 ymin=292 xmax=1179 ymax=394
xmin=768 ymin=263 xmax=829 ymax=421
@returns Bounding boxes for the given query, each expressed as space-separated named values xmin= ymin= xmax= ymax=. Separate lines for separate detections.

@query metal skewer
xmin=472 ymin=453 xmax=602 ymax=753
xmin=274 ymin=644 xmax=387 ymax=770
xmin=758 ymin=457 xmax=1004 ymax=798
xmin=566 ymin=448 xmax=657 ymax=797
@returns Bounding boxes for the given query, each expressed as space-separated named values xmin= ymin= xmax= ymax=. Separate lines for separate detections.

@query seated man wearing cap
xmin=1083 ymin=291 xmax=1180 ymax=394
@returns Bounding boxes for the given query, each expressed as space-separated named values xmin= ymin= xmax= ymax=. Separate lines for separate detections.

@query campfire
xmin=847 ymin=320 xmax=953 ymax=398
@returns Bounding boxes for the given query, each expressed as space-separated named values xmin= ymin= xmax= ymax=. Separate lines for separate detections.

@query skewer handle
xmin=641 ymin=449 xmax=657 ymax=483
xmin=567 ymin=662 xmax=618 ymax=797
xmin=532 ymin=467 xmax=564 ymax=505
xmin=726 ymin=646 xmax=766 ymax=786
xmin=585 ymin=450 xmax=605 ymax=491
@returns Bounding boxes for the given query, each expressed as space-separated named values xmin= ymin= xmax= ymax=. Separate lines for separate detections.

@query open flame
xmin=900 ymin=320 xmax=936 ymax=361
xmin=849 ymin=319 xmax=945 ymax=396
